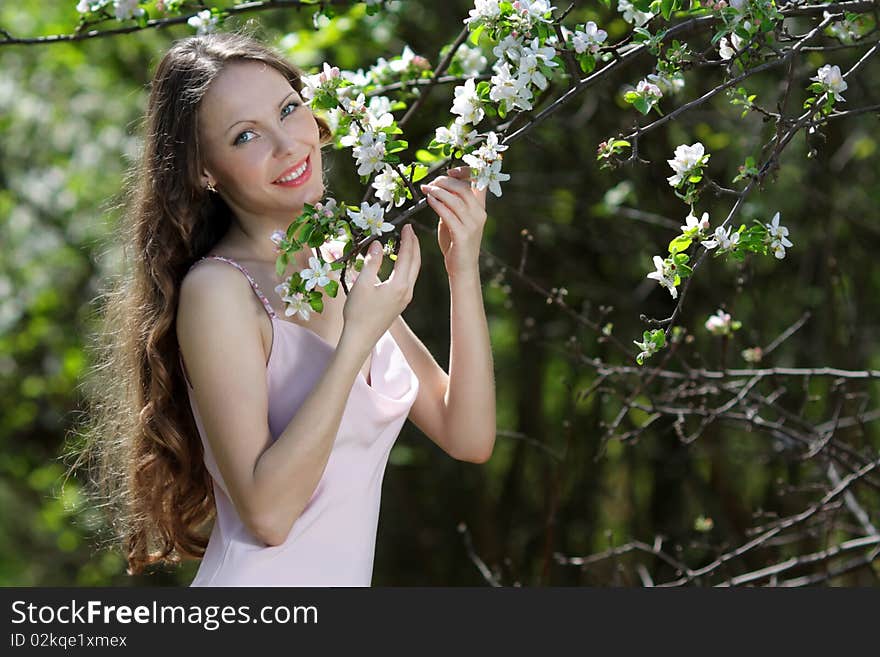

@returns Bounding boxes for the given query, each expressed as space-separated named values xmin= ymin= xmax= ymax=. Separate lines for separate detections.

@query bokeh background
xmin=1 ymin=1 xmax=878 ymax=586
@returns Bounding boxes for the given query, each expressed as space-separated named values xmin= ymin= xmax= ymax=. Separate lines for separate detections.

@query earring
xmin=206 ymin=181 xmax=217 ymax=193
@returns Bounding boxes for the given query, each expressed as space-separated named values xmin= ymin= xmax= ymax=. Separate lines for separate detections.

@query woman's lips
xmin=273 ymin=155 xmax=312 ymax=187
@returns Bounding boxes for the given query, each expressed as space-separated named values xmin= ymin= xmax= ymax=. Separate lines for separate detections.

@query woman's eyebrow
xmin=224 ymin=90 xmax=298 ymax=134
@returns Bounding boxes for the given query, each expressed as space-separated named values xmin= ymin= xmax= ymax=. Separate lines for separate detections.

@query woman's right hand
xmin=342 ymin=223 xmax=421 ymax=350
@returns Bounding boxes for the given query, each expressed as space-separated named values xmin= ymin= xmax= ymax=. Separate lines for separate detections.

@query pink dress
xmin=179 ymin=255 xmax=419 ymax=586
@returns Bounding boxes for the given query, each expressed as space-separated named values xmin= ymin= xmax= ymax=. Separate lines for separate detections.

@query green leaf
xmin=386 ymin=139 xmax=409 ymax=153
xmin=324 ymin=280 xmax=339 ymax=298
xmin=651 ymin=330 xmax=666 ymax=348
xmin=275 ymin=253 xmax=288 ymax=279
xmin=468 ymin=23 xmax=484 ymax=45
xmin=409 ymin=164 xmax=429 ymax=182
xmin=668 ymin=234 xmax=692 ymax=254
xmin=308 ymin=294 xmax=324 ymax=314
xmin=415 ymin=149 xmax=440 ymax=164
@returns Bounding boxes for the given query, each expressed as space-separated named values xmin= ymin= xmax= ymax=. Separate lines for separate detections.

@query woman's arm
xmin=179 ymin=232 xmax=419 ymax=546
xmin=394 ymin=167 xmax=496 ymax=463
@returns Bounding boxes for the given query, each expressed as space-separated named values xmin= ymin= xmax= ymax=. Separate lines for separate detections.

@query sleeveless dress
xmin=179 ymin=255 xmax=420 ymax=586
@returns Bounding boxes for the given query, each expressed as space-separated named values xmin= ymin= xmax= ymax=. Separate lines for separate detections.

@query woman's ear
xmin=201 ymin=170 xmax=217 ymax=193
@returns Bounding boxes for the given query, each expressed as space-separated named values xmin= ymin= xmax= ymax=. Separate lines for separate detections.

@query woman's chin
xmin=304 ymin=181 xmax=325 ymax=205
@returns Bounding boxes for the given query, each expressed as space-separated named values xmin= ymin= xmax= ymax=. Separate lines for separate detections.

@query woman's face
xmin=197 ymin=60 xmax=324 ymax=223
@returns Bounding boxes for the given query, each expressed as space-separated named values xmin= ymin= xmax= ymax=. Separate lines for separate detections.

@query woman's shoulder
xmin=177 ymin=258 xmax=267 ymax=340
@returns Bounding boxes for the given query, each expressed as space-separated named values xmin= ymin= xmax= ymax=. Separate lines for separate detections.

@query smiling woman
xmin=67 ymin=29 xmax=496 ymax=587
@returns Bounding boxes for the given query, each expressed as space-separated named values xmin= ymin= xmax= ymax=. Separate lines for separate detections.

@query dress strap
xmin=195 ymin=255 xmax=278 ymax=319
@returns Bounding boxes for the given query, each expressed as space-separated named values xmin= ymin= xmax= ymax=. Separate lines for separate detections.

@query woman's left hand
xmin=420 ymin=166 xmax=487 ymax=280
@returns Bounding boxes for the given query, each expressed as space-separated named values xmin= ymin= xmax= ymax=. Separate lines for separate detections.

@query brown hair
xmin=65 ymin=31 xmax=331 ymax=576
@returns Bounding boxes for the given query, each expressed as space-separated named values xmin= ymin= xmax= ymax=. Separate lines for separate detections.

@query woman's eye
xmin=234 ymin=130 xmax=256 ymax=146
xmin=281 ymin=101 xmax=299 ymax=119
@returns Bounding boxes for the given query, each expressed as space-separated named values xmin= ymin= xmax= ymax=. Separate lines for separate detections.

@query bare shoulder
xmin=175 ymin=260 xmax=275 ymax=528
xmin=178 ymin=259 xmax=267 ymax=345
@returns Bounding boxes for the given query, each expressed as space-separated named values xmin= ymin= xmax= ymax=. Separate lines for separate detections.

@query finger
xmin=359 ymin=239 xmax=384 ymax=281
xmin=421 ymin=184 xmax=467 ymax=223
xmin=426 ymin=195 xmax=466 ymax=246
xmin=404 ymin=224 xmax=421 ymax=288
xmin=446 ymin=166 xmax=472 ymax=180
xmin=445 ymin=167 xmax=487 ymax=209
xmin=428 ymin=175 xmax=473 ymax=201
xmin=387 ymin=225 xmax=414 ymax=287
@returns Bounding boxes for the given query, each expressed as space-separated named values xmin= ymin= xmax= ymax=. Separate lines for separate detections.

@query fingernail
xmin=370 ymin=241 xmax=381 ymax=254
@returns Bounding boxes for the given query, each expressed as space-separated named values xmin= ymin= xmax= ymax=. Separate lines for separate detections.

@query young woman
xmin=71 ymin=32 xmax=496 ymax=586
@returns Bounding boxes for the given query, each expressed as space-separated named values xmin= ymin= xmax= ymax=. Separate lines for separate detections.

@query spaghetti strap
xmin=193 ymin=255 xmax=278 ymax=319
xmin=180 ymin=255 xmax=278 ymax=390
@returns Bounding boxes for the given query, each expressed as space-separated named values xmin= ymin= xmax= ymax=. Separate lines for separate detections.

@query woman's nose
xmin=272 ymin=127 xmax=299 ymax=159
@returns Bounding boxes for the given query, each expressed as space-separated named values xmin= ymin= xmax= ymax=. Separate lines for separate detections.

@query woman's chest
xmin=254 ymin=269 xmax=371 ymax=383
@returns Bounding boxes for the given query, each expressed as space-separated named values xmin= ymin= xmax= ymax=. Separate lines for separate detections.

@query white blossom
xmin=667 ymin=142 xmax=707 ymax=187
xmin=572 ymin=22 xmax=608 ymax=55
xmin=513 ymin=0 xmax=555 ymax=24
xmin=705 ymin=309 xmax=732 ymax=336
xmin=314 ymin=198 xmax=338 ymax=218
xmin=647 ymin=71 xmax=686 ymax=94
xmin=618 ymin=0 xmax=654 ymax=27
xmin=493 ymin=35 xmax=525 ymax=63
xmin=435 ymin=119 xmax=478 ymax=150
xmin=637 ymin=79 xmax=663 ymax=100
xmin=646 ymin=255 xmax=678 ymax=299
xmin=352 ymin=130 xmax=387 ymax=177
xmin=490 ymin=62 xmax=534 ymax=112
xmin=765 ymin=212 xmax=793 ymax=258
xmin=633 ymin=336 xmax=660 ymax=364
xmin=187 ymin=9 xmax=218 ymax=35
xmin=517 ymin=38 xmax=558 ymax=91
xmin=466 ymin=0 xmax=502 ymax=24
xmin=371 ymin=166 xmax=406 ymax=208
xmin=269 ymin=230 xmax=286 ymax=251
xmin=811 ymin=64 xmax=848 ymax=102
xmin=339 ymin=92 xmax=368 ymax=117
xmin=76 ymin=0 xmax=108 ymax=13
xmin=301 ymin=62 xmax=339 ymax=102
xmin=471 ymin=159 xmax=510 ymax=197
xmin=340 ymin=68 xmax=371 ymax=89
xmin=451 ymin=78 xmax=485 ymax=126
xmin=299 ymin=256 xmax=332 ymax=291
xmin=681 ymin=211 xmax=711 ymax=235
xmin=281 ymin=291 xmax=312 ymax=321
xmin=389 ymin=46 xmax=417 ymax=74
xmin=701 ymin=225 xmax=740 ymax=251
xmin=719 ymin=33 xmax=745 ymax=60
xmin=347 ymin=202 xmax=395 ymax=236
xmin=455 ymin=44 xmax=488 ymax=77
xmin=113 ymin=0 xmax=143 ymax=20
xmin=825 ymin=11 xmax=861 ymax=45
xmin=463 ymin=131 xmax=508 ymax=167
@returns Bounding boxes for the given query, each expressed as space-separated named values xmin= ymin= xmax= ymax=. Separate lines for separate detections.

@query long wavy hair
xmin=66 ymin=31 xmax=332 ymax=576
